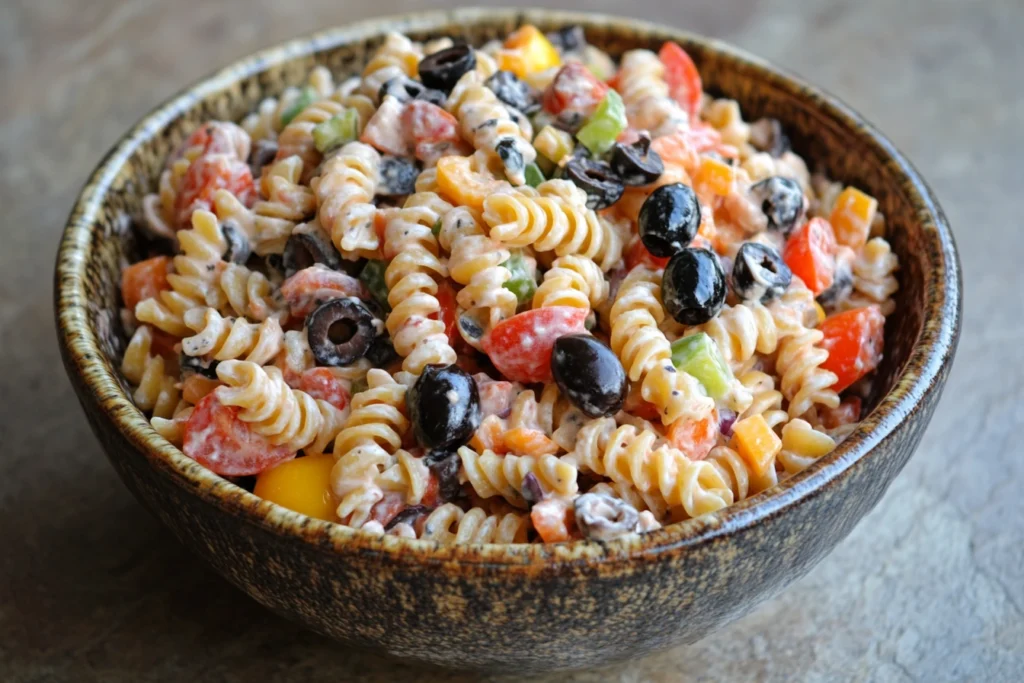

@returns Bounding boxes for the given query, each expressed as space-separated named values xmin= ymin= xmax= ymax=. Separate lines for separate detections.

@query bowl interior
xmin=55 ymin=8 xmax=959 ymax=564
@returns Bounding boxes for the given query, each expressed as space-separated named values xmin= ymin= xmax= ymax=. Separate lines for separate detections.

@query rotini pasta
xmin=616 ymin=49 xmax=688 ymax=137
xmin=182 ymin=307 xmax=283 ymax=364
xmin=842 ymin=237 xmax=899 ymax=315
xmin=275 ymin=98 xmax=348 ymax=180
xmin=121 ymin=325 xmax=180 ymax=419
xmin=360 ymin=32 xmax=422 ymax=103
xmin=217 ymin=262 xmax=283 ymax=322
xmin=313 ymin=141 xmax=381 ymax=260
xmin=459 ymin=447 xmax=578 ymax=508
xmin=776 ymin=327 xmax=840 ymax=419
xmin=777 ymin=419 xmax=836 ymax=476
xmin=419 ymin=504 xmax=531 ymax=544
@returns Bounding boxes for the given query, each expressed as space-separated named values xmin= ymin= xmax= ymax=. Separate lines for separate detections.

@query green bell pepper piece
xmin=576 ymin=90 xmax=626 ymax=156
xmin=670 ymin=332 xmax=732 ymax=399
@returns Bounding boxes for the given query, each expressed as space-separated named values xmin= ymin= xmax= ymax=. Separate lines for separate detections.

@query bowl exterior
xmin=55 ymin=9 xmax=960 ymax=673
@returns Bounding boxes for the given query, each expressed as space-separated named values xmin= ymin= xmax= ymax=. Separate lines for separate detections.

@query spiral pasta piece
xmin=275 ymin=98 xmax=348 ymax=180
xmin=215 ymin=361 xmax=333 ymax=453
xmin=374 ymin=449 xmax=433 ymax=505
xmin=136 ymin=209 xmax=228 ymax=336
xmin=567 ymin=417 xmax=733 ymax=518
xmin=121 ymin=325 xmax=180 ymax=419
xmin=213 ymin=156 xmax=316 ymax=255
xmin=777 ymin=419 xmax=836 ymax=476
xmin=588 ymin=480 xmax=670 ymax=523
xmin=610 ymin=267 xmax=714 ymax=425
xmin=705 ymin=444 xmax=778 ymax=502
xmin=690 ymin=301 xmax=778 ymax=370
xmin=769 ymin=276 xmax=818 ymax=338
xmin=217 ymin=262 xmax=284 ymax=322
xmin=616 ymin=49 xmax=688 ymax=137
xmin=775 ymin=328 xmax=840 ymax=418
xmin=458 ymin=447 xmax=579 ymax=508
xmin=446 ymin=71 xmax=536 ymax=185
xmin=313 ymin=141 xmax=381 ymax=260
xmin=483 ymin=180 xmax=620 ymax=271
xmin=182 ymin=307 xmax=283 ymax=364
xmin=737 ymin=370 xmax=789 ymax=430
xmin=420 ymin=504 xmax=531 ymax=545
xmin=241 ymin=66 xmax=336 ymax=141
xmin=842 ymin=237 xmax=899 ymax=315
xmin=360 ymin=32 xmax=422 ymax=102
xmin=533 ymin=255 xmax=608 ymax=311
xmin=383 ymin=192 xmax=457 ymax=377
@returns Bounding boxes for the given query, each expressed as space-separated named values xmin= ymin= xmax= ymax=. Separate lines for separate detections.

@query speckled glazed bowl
xmin=55 ymin=8 xmax=961 ymax=673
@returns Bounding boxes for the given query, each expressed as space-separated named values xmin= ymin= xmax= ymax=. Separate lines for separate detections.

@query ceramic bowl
xmin=54 ymin=8 xmax=961 ymax=674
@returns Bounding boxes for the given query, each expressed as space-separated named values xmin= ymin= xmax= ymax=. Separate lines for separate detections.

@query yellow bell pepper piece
xmin=254 ymin=454 xmax=337 ymax=521
xmin=498 ymin=25 xmax=561 ymax=79
xmin=693 ymin=155 xmax=736 ymax=200
xmin=829 ymin=186 xmax=878 ymax=249
xmin=731 ymin=414 xmax=782 ymax=477
xmin=813 ymin=301 xmax=826 ymax=325
xmin=533 ymin=125 xmax=575 ymax=167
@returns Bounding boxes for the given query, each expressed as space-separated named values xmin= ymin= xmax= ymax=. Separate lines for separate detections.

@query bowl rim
xmin=54 ymin=7 xmax=961 ymax=570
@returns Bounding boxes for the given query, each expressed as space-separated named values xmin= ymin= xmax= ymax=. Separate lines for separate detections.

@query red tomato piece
xmin=542 ymin=62 xmax=609 ymax=119
xmin=531 ymin=497 xmax=578 ymax=543
xmin=298 ymin=368 xmax=351 ymax=412
xmin=659 ymin=42 xmax=703 ymax=119
xmin=121 ymin=255 xmax=171 ymax=312
xmin=402 ymin=100 xmax=465 ymax=163
xmin=474 ymin=374 xmax=517 ymax=418
xmin=625 ymin=238 xmax=670 ymax=271
xmin=432 ymin=280 xmax=460 ymax=349
xmin=482 ymin=307 xmax=588 ymax=383
xmin=818 ymin=306 xmax=886 ymax=392
xmin=149 ymin=327 xmax=181 ymax=359
xmin=784 ymin=217 xmax=838 ymax=295
xmin=176 ymin=121 xmax=249 ymax=162
xmin=366 ymin=492 xmax=406 ymax=527
xmin=174 ymin=154 xmax=255 ymax=229
xmin=360 ymin=96 xmax=411 ymax=156
xmin=667 ymin=411 xmax=718 ymax=460
xmin=818 ymin=397 xmax=863 ymax=430
xmin=183 ymin=394 xmax=295 ymax=476
xmin=279 ymin=265 xmax=368 ymax=318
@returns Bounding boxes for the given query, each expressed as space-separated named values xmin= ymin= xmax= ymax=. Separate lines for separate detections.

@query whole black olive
xmin=574 ymin=492 xmax=640 ymax=541
xmin=282 ymin=230 xmax=342 ymax=277
xmin=378 ymin=75 xmax=446 ymax=107
xmin=662 ymin=248 xmax=727 ymax=325
xmin=749 ymin=117 xmax=791 ymax=158
xmin=306 ymin=298 xmax=378 ymax=366
xmin=425 ymin=450 xmax=462 ymax=502
xmin=407 ymin=364 xmax=481 ymax=449
xmin=180 ymin=353 xmax=219 ymax=379
xmin=638 ymin=182 xmax=700 ymax=258
xmin=220 ymin=222 xmax=251 ymax=264
xmin=563 ymin=157 xmax=624 ymax=210
xmin=546 ymin=25 xmax=586 ymax=53
xmin=485 ymin=70 xmax=539 ymax=114
xmin=731 ymin=241 xmax=792 ymax=303
xmin=750 ymin=176 xmax=805 ymax=236
xmin=377 ymin=156 xmax=420 ymax=197
xmin=417 ymin=44 xmax=476 ymax=92
xmin=610 ymin=134 xmax=664 ymax=186
xmin=551 ymin=334 xmax=627 ymax=418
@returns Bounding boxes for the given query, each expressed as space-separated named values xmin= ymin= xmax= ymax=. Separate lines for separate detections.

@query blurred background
xmin=2 ymin=0 xmax=1021 ymax=681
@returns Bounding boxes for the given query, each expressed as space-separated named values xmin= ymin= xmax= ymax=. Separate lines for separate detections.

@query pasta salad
xmin=120 ymin=25 xmax=898 ymax=544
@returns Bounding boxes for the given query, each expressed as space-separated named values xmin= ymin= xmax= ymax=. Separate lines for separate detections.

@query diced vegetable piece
xmin=254 ymin=454 xmax=337 ymax=521
xmin=531 ymin=496 xmax=576 ymax=543
xmin=280 ymin=264 xmax=368 ymax=318
xmin=298 ymin=368 xmax=351 ymax=412
xmin=499 ymin=25 xmax=561 ymax=78
xmin=366 ymin=492 xmax=406 ymax=528
xmin=813 ymin=301 xmax=826 ymax=325
xmin=542 ymin=62 xmax=609 ymax=118
xmin=504 ymin=427 xmax=559 ymax=456
xmin=818 ymin=306 xmax=885 ymax=392
xmin=818 ymin=396 xmax=862 ymax=429
xmin=181 ymin=375 xmax=221 ymax=405
xmin=533 ymin=124 xmax=575 ymax=166
xmin=475 ymin=375 xmax=517 ymax=418
xmin=431 ymin=218 xmax=442 ymax=236
xmin=312 ymin=110 xmax=360 ymax=153
xmin=358 ymin=259 xmax=391 ymax=314
xmin=174 ymin=154 xmax=255 ymax=229
xmin=121 ymin=256 xmax=171 ymax=312
xmin=360 ymin=96 xmax=411 ymax=156
xmin=731 ymin=414 xmax=782 ymax=477
xmin=433 ymin=280 xmax=460 ymax=348
xmin=178 ymin=121 xmax=248 ymax=160
xmin=667 ymin=411 xmax=718 ymax=461
xmin=783 ymin=217 xmax=837 ymax=295
xmin=482 ymin=307 xmax=587 ymax=383
xmin=435 ymin=155 xmax=509 ymax=210
xmin=829 ymin=187 xmax=878 ymax=249
xmin=625 ymin=237 xmax=670 ymax=271
xmin=658 ymin=42 xmax=703 ymax=119
xmin=280 ymin=87 xmax=318 ymax=126
xmin=524 ymin=162 xmax=546 ymax=188
xmin=650 ymin=132 xmax=700 ymax=175
xmin=670 ymin=332 xmax=732 ymax=399
xmin=576 ymin=90 xmax=627 ymax=156
xmin=471 ymin=414 xmax=508 ymax=454
xmin=692 ymin=155 xmax=736 ymax=198
xmin=501 ymin=249 xmax=537 ymax=304
xmin=183 ymin=394 xmax=295 ymax=476
xmin=402 ymin=100 xmax=464 ymax=163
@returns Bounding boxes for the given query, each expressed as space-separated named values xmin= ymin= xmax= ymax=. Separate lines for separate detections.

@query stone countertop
xmin=1 ymin=0 xmax=1020 ymax=680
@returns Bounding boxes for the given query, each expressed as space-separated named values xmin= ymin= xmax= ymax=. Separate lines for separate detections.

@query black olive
xmin=417 ymin=44 xmax=476 ymax=93
xmin=731 ymin=242 xmax=793 ymax=303
xmin=425 ymin=450 xmax=462 ymax=502
xmin=377 ymin=156 xmax=420 ymax=197
xmin=520 ymin=472 xmax=544 ymax=507
xmin=385 ymin=505 xmax=431 ymax=531
xmin=610 ymin=134 xmax=664 ymax=186
xmin=563 ymin=157 xmax=624 ymax=210
xmin=495 ymin=138 xmax=525 ymax=174
xmin=407 ymin=364 xmax=481 ymax=449
xmin=456 ymin=313 xmax=485 ymax=347
xmin=554 ymin=110 xmax=587 ymax=134
xmin=546 ymin=25 xmax=586 ymax=53
xmin=220 ymin=222 xmax=251 ymax=264
xmin=378 ymin=76 xmax=445 ymax=107
xmin=750 ymin=176 xmax=805 ymax=236
xmin=662 ymin=248 xmax=727 ymax=325
xmin=306 ymin=298 xmax=377 ymax=366
xmin=248 ymin=139 xmax=278 ymax=178
xmin=816 ymin=252 xmax=854 ymax=308
xmin=551 ymin=334 xmax=627 ymax=418
xmin=638 ymin=182 xmax=700 ymax=258
xmin=282 ymin=230 xmax=342 ymax=277
xmin=750 ymin=117 xmax=791 ymax=158
xmin=574 ymin=492 xmax=640 ymax=541
xmin=485 ymin=70 xmax=539 ymax=114
xmin=180 ymin=353 xmax=219 ymax=379
xmin=364 ymin=334 xmax=398 ymax=367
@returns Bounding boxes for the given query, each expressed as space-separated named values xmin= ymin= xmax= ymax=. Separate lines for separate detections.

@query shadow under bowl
xmin=54 ymin=8 xmax=961 ymax=674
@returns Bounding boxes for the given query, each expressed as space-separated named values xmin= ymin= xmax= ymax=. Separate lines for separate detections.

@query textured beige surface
xmin=1 ymin=0 xmax=1021 ymax=680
